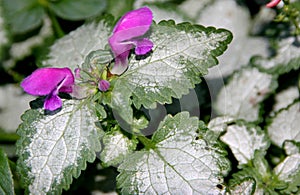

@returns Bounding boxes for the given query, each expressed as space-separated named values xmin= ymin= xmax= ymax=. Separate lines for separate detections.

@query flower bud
xmin=98 ymin=80 xmax=110 ymax=92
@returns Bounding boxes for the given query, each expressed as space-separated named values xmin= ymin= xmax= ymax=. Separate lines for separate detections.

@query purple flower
xmin=109 ymin=7 xmax=153 ymax=75
xmin=98 ymin=80 xmax=110 ymax=92
xmin=21 ymin=67 xmax=74 ymax=111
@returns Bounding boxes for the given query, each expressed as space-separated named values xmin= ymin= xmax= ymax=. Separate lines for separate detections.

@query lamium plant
xmin=1 ymin=1 xmax=300 ymax=195
xmin=17 ymin=6 xmax=234 ymax=194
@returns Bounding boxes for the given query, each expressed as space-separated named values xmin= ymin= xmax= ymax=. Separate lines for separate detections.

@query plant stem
xmin=38 ymin=0 xmax=65 ymax=38
xmin=47 ymin=9 xmax=65 ymax=38
xmin=8 ymin=159 xmax=16 ymax=170
xmin=0 ymin=132 xmax=19 ymax=143
xmin=137 ymin=135 xmax=156 ymax=149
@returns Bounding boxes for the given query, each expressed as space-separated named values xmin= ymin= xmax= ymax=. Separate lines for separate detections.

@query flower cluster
xmin=20 ymin=7 xmax=153 ymax=111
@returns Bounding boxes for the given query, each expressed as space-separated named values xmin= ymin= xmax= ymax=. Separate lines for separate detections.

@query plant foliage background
xmin=0 ymin=0 xmax=300 ymax=194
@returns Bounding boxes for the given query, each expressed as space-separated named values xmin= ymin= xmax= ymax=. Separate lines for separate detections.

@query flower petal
xmin=113 ymin=7 xmax=153 ymax=36
xmin=21 ymin=67 xmax=74 ymax=96
xmin=108 ymin=7 xmax=153 ymax=75
xmin=59 ymin=86 xmax=73 ymax=93
xmin=110 ymin=52 xmax=130 ymax=75
xmin=44 ymin=93 xmax=62 ymax=111
xmin=109 ymin=7 xmax=153 ymax=48
xmin=266 ymin=0 xmax=281 ymax=8
xmin=133 ymin=38 xmax=153 ymax=55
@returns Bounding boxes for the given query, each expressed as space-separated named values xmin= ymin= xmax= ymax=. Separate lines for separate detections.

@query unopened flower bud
xmin=98 ymin=80 xmax=110 ymax=92
xmin=74 ymin=68 xmax=81 ymax=79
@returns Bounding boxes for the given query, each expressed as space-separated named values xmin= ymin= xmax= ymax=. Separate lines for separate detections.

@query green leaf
xmin=49 ymin=0 xmax=106 ymax=20
xmin=134 ymin=0 xmax=170 ymax=8
xmin=16 ymin=100 xmax=103 ymax=194
xmin=42 ymin=16 xmax=113 ymax=70
xmin=0 ymin=148 xmax=14 ymax=195
xmin=117 ymin=112 xmax=230 ymax=194
xmin=220 ymin=122 xmax=270 ymax=166
xmin=2 ymin=0 xmax=44 ymax=34
xmin=100 ymin=130 xmax=137 ymax=167
xmin=251 ymin=36 xmax=300 ymax=75
xmin=111 ymin=20 xmax=232 ymax=124
xmin=274 ymin=141 xmax=300 ymax=194
xmin=107 ymin=0 xmax=134 ymax=18
xmin=215 ymin=67 xmax=277 ymax=122
xmin=267 ymin=101 xmax=300 ymax=147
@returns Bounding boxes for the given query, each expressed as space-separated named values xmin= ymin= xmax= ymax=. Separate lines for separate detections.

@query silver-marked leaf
xmin=0 ymin=148 xmax=14 ymax=195
xmin=197 ymin=0 xmax=270 ymax=79
xmin=267 ymin=101 xmax=300 ymax=147
xmin=252 ymin=36 xmax=300 ymax=75
xmin=0 ymin=84 xmax=33 ymax=132
xmin=208 ymin=116 xmax=235 ymax=133
xmin=8 ymin=16 xmax=53 ymax=67
xmin=230 ymin=178 xmax=256 ymax=195
xmin=283 ymin=140 xmax=300 ymax=156
xmin=111 ymin=20 xmax=232 ymax=123
xmin=274 ymin=142 xmax=300 ymax=194
xmin=43 ymin=17 xmax=113 ymax=71
xmin=220 ymin=123 xmax=269 ymax=165
xmin=179 ymin=0 xmax=211 ymax=19
xmin=100 ymin=130 xmax=137 ymax=167
xmin=117 ymin=112 xmax=230 ymax=194
xmin=16 ymin=100 xmax=103 ymax=194
xmin=215 ymin=67 xmax=277 ymax=122
xmin=272 ymin=86 xmax=299 ymax=114
xmin=204 ymin=116 xmax=236 ymax=144
xmin=0 ymin=5 xmax=9 ymax=60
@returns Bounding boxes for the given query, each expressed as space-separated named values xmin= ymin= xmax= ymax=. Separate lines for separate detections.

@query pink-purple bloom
xmin=266 ymin=0 xmax=281 ymax=8
xmin=21 ymin=67 xmax=74 ymax=111
xmin=109 ymin=7 xmax=153 ymax=75
xmin=98 ymin=79 xmax=110 ymax=92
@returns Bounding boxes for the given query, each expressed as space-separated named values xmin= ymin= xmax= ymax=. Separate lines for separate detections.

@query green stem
xmin=8 ymin=159 xmax=16 ymax=171
xmin=137 ymin=135 xmax=156 ymax=149
xmin=38 ymin=0 xmax=65 ymax=38
xmin=47 ymin=9 xmax=65 ymax=38
xmin=0 ymin=132 xmax=19 ymax=143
